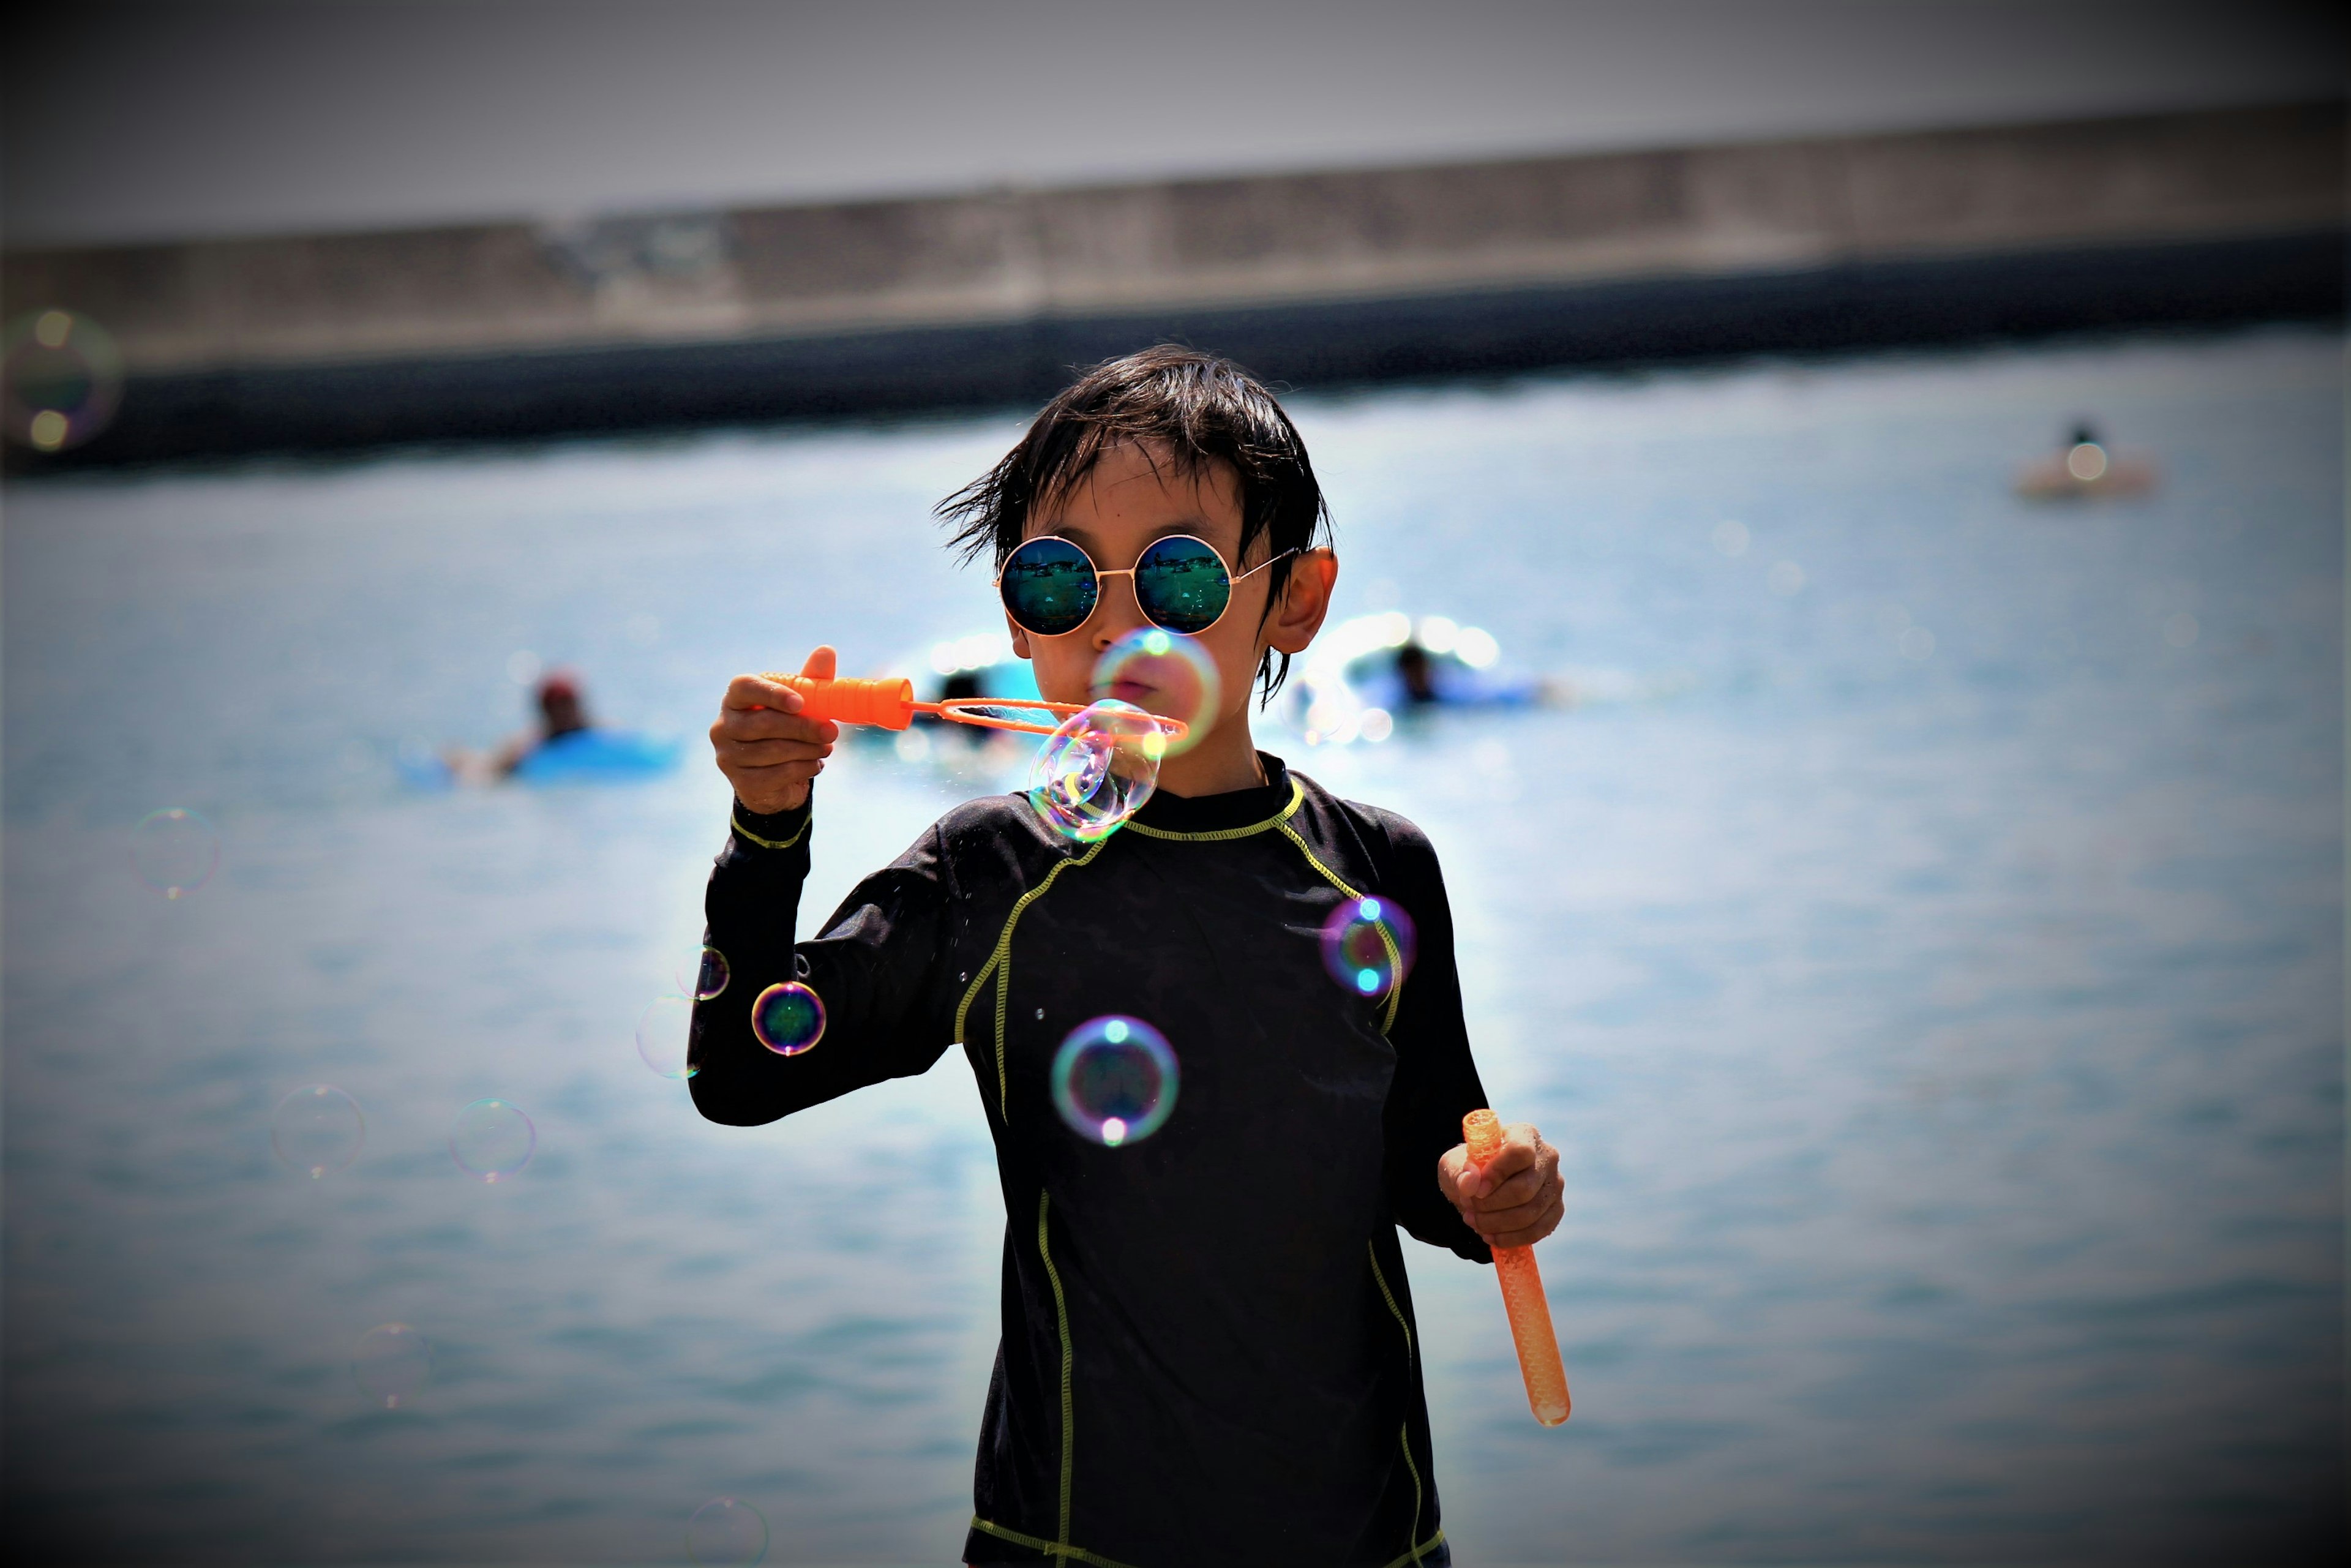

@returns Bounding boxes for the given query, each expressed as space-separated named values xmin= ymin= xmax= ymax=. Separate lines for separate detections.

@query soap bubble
xmin=1321 ymin=895 xmax=1417 ymax=999
xmin=131 ymin=808 xmax=220 ymax=898
xmin=3 ymin=309 xmax=126 ymax=452
xmin=353 ymin=1323 xmax=432 ymax=1409
xmin=751 ymin=982 xmax=825 ymax=1056
xmin=636 ymin=995 xmax=697 ymax=1079
xmin=1052 ymin=1016 xmax=1177 ymax=1147
xmin=687 ymin=1497 xmax=768 ymax=1564
xmin=1090 ymin=628 xmax=1220 ymax=756
xmin=1029 ymin=700 xmax=1164 ymax=841
xmin=272 ymin=1085 xmax=364 ymax=1179
xmin=449 ymin=1098 xmax=535 ymax=1182
xmin=677 ymin=946 xmax=729 ymax=1000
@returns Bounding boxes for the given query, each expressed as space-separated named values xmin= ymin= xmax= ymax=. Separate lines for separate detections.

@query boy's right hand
xmin=711 ymin=647 xmax=841 ymax=816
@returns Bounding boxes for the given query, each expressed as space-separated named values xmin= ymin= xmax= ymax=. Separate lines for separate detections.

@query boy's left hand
xmin=1438 ymin=1124 xmax=1562 ymax=1250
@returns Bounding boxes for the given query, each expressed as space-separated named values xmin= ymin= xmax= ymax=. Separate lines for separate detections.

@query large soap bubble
xmin=1090 ymin=628 xmax=1220 ymax=756
xmin=131 ymin=808 xmax=219 ymax=898
xmin=1051 ymin=1016 xmax=1178 ymax=1147
xmin=636 ymin=995 xmax=697 ymax=1079
xmin=1321 ymin=895 xmax=1417 ymax=999
xmin=1029 ymin=700 xmax=1165 ymax=841
xmin=449 ymin=1098 xmax=536 ymax=1182
xmin=751 ymin=981 xmax=825 ymax=1056
xmin=353 ymin=1323 xmax=432 ymax=1409
xmin=271 ymin=1085 xmax=364 ymax=1179
xmin=3 ymin=309 xmax=125 ymax=452
xmin=687 ymin=1496 xmax=768 ymax=1564
xmin=678 ymin=946 xmax=730 ymax=1000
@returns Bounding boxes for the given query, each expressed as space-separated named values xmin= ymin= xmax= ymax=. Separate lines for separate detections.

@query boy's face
xmin=1008 ymin=443 xmax=1330 ymax=759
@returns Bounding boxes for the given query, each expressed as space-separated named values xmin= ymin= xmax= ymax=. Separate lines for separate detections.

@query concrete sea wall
xmin=5 ymin=101 xmax=2342 ymax=466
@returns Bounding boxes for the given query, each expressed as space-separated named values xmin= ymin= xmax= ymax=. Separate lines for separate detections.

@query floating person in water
xmin=2016 ymin=418 xmax=2156 ymax=501
xmin=423 ymin=670 xmax=680 ymax=787
xmin=696 ymin=347 xmax=1563 ymax=1566
xmin=1393 ymin=640 xmax=1440 ymax=705
xmin=497 ymin=672 xmax=593 ymax=775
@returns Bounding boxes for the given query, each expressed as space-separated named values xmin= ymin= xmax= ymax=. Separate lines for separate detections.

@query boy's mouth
xmin=1098 ymin=677 xmax=1156 ymax=705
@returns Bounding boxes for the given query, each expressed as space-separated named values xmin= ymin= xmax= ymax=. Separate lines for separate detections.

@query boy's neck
xmin=1152 ymin=715 xmax=1270 ymax=798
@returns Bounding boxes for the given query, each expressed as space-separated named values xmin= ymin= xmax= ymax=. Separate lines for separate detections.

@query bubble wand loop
xmin=1464 ymin=1108 xmax=1572 ymax=1426
xmin=754 ymin=673 xmax=1189 ymax=744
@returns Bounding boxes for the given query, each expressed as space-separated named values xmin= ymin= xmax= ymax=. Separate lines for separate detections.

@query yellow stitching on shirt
xmin=1275 ymin=819 xmax=1406 ymax=1034
xmin=967 ymin=1515 xmax=1141 ymax=1568
xmin=1370 ymin=1244 xmax=1427 ymax=1561
xmin=986 ymin=839 xmax=1111 ymax=1119
xmin=953 ymin=952 xmax=999 ymax=1045
xmin=1379 ymin=1526 xmax=1445 ymax=1568
xmin=1120 ymin=778 xmax=1303 ymax=841
xmin=1038 ymin=1191 xmax=1076 ymax=1551
xmin=730 ymin=809 xmax=809 ymax=850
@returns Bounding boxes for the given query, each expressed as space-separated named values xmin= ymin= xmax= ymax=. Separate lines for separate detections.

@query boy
xmin=692 ymin=347 xmax=1563 ymax=1567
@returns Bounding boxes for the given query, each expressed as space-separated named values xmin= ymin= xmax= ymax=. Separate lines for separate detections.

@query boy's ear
xmin=1264 ymin=548 xmax=1338 ymax=656
xmin=1007 ymin=611 xmax=1032 ymax=660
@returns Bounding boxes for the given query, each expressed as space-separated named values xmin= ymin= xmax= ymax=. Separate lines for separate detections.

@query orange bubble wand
xmin=756 ymin=673 xmax=1187 ymax=743
xmin=1464 ymin=1108 xmax=1571 ymax=1425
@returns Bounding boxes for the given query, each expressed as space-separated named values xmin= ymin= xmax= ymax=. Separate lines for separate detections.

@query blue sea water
xmin=4 ymin=328 xmax=2341 ymax=1565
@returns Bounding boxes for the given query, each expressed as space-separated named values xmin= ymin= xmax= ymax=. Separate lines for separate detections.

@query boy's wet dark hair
xmin=939 ymin=345 xmax=1331 ymax=702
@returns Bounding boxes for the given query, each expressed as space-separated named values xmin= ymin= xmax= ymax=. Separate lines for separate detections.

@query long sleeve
xmin=1369 ymin=816 xmax=1493 ymax=1263
xmin=688 ymin=791 xmax=961 ymax=1126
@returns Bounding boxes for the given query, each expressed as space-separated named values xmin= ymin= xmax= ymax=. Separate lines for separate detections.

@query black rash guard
xmin=690 ymin=753 xmax=1490 ymax=1568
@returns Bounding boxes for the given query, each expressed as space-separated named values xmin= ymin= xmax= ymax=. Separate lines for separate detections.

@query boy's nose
xmin=1087 ymin=573 xmax=1149 ymax=650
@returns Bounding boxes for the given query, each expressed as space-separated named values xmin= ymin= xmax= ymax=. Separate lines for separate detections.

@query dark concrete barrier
xmin=6 ymin=103 xmax=2342 ymax=468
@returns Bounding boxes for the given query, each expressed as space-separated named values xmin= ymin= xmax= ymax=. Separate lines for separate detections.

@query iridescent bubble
xmin=1321 ymin=895 xmax=1417 ymax=999
xmin=3 ymin=309 xmax=126 ymax=452
xmin=636 ymin=995 xmax=697 ymax=1079
xmin=751 ymin=982 xmax=825 ymax=1056
xmin=686 ymin=1496 xmax=768 ymax=1565
xmin=1028 ymin=700 xmax=1163 ymax=841
xmin=449 ymin=1098 xmax=536 ymax=1182
xmin=1090 ymin=628 xmax=1220 ymax=756
xmin=271 ymin=1084 xmax=364 ymax=1179
xmin=1051 ymin=1016 xmax=1177 ymax=1147
xmin=677 ymin=946 xmax=729 ymax=1000
xmin=131 ymin=808 xmax=220 ymax=898
xmin=353 ymin=1322 xmax=432 ymax=1409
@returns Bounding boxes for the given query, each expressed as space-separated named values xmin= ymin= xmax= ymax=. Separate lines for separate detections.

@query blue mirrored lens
xmin=1134 ymin=536 xmax=1230 ymax=634
xmin=1001 ymin=538 xmax=1098 ymax=635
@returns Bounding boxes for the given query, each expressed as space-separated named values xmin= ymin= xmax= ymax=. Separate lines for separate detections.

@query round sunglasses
xmin=995 ymin=534 xmax=1298 ymax=638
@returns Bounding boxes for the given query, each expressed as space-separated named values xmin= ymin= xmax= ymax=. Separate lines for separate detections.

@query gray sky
xmin=6 ymin=0 xmax=2342 ymax=247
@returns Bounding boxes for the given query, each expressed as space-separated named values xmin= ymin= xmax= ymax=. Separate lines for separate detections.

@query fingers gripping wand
xmin=1464 ymin=1109 xmax=1571 ymax=1426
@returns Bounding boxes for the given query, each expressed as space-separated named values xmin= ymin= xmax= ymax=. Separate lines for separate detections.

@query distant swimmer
xmin=2016 ymin=419 xmax=2156 ymax=501
xmin=1394 ymin=640 xmax=1441 ymax=705
xmin=460 ymin=671 xmax=593 ymax=779
xmin=423 ymin=671 xmax=680 ymax=787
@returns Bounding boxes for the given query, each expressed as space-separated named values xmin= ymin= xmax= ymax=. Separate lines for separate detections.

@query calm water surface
xmin=5 ymin=329 xmax=2342 ymax=1564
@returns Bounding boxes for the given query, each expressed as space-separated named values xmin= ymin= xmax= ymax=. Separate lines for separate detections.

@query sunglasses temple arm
xmin=1231 ymin=547 xmax=1302 ymax=584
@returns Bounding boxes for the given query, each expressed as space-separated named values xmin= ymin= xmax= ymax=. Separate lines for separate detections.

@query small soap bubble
xmin=1090 ymin=628 xmax=1220 ymax=756
xmin=353 ymin=1323 xmax=432 ymax=1409
xmin=3 ymin=309 xmax=126 ymax=452
xmin=751 ymin=982 xmax=825 ymax=1056
xmin=272 ymin=1085 xmax=365 ymax=1179
xmin=1029 ymin=700 xmax=1163 ymax=841
xmin=686 ymin=1496 xmax=769 ymax=1565
xmin=677 ymin=946 xmax=729 ymax=1000
xmin=131 ymin=808 xmax=220 ymax=898
xmin=1321 ymin=896 xmax=1417 ymax=999
xmin=1052 ymin=1016 xmax=1177 ymax=1147
xmin=449 ymin=1098 xmax=536 ymax=1182
xmin=636 ymin=995 xmax=698 ymax=1079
